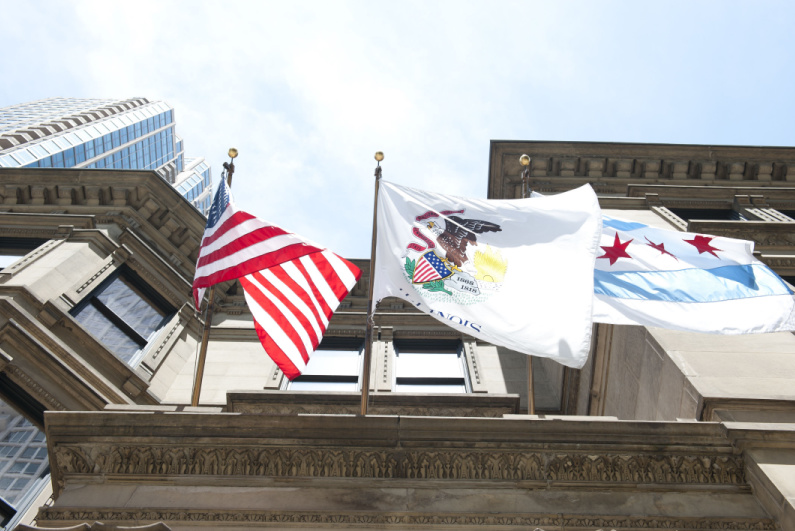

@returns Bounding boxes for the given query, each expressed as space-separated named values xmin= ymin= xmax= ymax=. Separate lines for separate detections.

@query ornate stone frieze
xmin=52 ymin=444 xmax=745 ymax=485
xmin=36 ymin=508 xmax=777 ymax=530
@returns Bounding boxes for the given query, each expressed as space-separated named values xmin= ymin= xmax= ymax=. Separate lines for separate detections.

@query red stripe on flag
xmin=240 ymin=278 xmax=302 ymax=380
xmin=197 ymin=225 xmax=301 ymax=269
xmin=202 ymin=210 xmax=257 ymax=247
xmin=292 ymin=258 xmax=334 ymax=319
xmin=271 ymin=263 xmax=326 ymax=337
xmin=308 ymin=252 xmax=348 ymax=302
xmin=250 ymin=270 xmax=316 ymax=364
xmin=242 ymin=272 xmax=310 ymax=365
xmin=193 ymin=243 xmax=317 ymax=290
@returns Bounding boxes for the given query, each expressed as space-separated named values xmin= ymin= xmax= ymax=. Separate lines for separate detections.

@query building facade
xmin=0 ymin=98 xmax=212 ymax=215
xmin=0 ymin=141 xmax=792 ymax=530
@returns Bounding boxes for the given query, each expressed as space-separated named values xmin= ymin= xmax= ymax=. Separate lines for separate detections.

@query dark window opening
xmin=71 ymin=268 xmax=175 ymax=365
xmin=668 ymin=208 xmax=746 ymax=222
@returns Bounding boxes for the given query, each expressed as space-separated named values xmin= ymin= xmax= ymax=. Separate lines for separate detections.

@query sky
xmin=1 ymin=0 xmax=794 ymax=259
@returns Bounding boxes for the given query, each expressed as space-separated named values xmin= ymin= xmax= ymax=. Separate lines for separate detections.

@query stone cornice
xmin=488 ymin=141 xmax=795 ymax=200
xmin=36 ymin=508 xmax=777 ymax=530
xmin=227 ymin=390 xmax=520 ymax=417
xmin=44 ymin=411 xmax=747 ymax=499
xmin=0 ymin=167 xmax=208 ymax=287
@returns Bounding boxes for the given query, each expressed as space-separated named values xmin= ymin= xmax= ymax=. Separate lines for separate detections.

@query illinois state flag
xmin=193 ymin=178 xmax=361 ymax=379
xmin=593 ymin=216 xmax=795 ymax=333
xmin=372 ymin=181 xmax=602 ymax=369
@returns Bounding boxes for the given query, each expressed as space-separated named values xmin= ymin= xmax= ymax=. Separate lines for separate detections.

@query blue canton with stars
xmin=206 ymin=178 xmax=231 ymax=229
xmin=424 ymin=252 xmax=451 ymax=277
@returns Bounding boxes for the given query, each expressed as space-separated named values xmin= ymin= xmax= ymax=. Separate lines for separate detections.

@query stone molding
xmin=20 ymin=522 xmax=170 ymax=531
xmin=231 ymin=403 xmax=515 ymax=417
xmin=489 ymin=142 xmax=795 ymax=199
xmin=36 ymin=508 xmax=777 ymax=530
xmin=52 ymin=443 xmax=745 ymax=486
xmin=5 ymin=363 xmax=66 ymax=412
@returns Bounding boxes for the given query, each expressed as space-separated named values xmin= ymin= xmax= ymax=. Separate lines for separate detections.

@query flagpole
xmin=520 ymin=153 xmax=536 ymax=415
xmin=360 ymin=151 xmax=384 ymax=416
xmin=190 ymin=148 xmax=238 ymax=407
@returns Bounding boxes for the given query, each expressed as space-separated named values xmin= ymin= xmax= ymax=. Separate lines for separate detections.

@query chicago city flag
xmin=372 ymin=181 xmax=602 ymax=369
xmin=193 ymin=178 xmax=361 ymax=379
xmin=593 ymin=216 xmax=795 ymax=333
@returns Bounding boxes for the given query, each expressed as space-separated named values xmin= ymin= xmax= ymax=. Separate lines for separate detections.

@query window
xmin=288 ymin=339 xmax=363 ymax=391
xmin=0 ymin=400 xmax=49 ymax=507
xmin=71 ymin=269 xmax=175 ymax=366
xmin=393 ymin=340 xmax=469 ymax=393
xmin=668 ymin=207 xmax=746 ymax=222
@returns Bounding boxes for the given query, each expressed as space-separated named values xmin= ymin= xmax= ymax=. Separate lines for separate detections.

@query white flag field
xmin=372 ymin=181 xmax=602 ymax=369
xmin=592 ymin=215 xmax=795 ymax=333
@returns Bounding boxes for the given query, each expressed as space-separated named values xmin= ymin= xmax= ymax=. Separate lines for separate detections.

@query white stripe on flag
xmin=300 ymin=254 xmax=340 ymax=309
xmin=200 ymin=216 xmax=280 ymax=255
xmin=243 ymin=275 xmax=309 ymax=373
xmin=282 ymin=260 xmax=330 ymax=329
xmin=263 ymin=267 xmax=324 ymax=343
xmin=323 ymin=250 xmax=358 ymax=289
xmin=250 ymin=271 xmax=315 ymax=356
xmin=195 ymin=233 xmax=308 ymax=278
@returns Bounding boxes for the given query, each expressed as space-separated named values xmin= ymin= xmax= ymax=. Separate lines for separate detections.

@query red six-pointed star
xmin=645 ymin=237 xmax=678 ymax=260
xmin=599 ymin=233 xmax=633 ymax=265
xmin=684 ymin=235 xmax=722 ymax=258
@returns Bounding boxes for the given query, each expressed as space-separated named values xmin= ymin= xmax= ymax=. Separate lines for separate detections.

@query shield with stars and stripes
xmin=412 ymin=250 xmax=454 ymax=284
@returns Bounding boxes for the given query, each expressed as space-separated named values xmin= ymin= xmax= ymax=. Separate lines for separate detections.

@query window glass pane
xmin=11 ymin=150 xmax=34 ymax=164
xmin=63 ymin=148 xmax=75 ymax=167
xmin=74 ymin=144 xmax=86 ymax=164
xmin=73 ymin=303 xmax=142 ymax=363
xmin=395 ymin=383 xmax=466 ymax=393
xmin=51 ymin=136 xmax=70 ymax=149
xmin=304 ymin=349 xmax=360 ymax=376
xmin=96 ymin=277 xmax=166 ymax=339
xmin=289 ymin=380 xmax=358 ymax=392
xmin=40 ymin=139 xmax=58 ymax=154
xmin=29 ymin=144 xmax=49 ymax=158
xmin=395 ymin=352 xmax=463 ymax=378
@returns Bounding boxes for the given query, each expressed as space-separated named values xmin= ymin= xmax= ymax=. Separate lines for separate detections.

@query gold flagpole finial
xmin=520 ymin=154 xmax=532 ymax=199
xmin=374 ymin=151 xmax=384 ymax=178
xmin=224 ymin=148 xmax=238 ymax=187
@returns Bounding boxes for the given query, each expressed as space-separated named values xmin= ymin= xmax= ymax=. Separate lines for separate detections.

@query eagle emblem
xmin=402 ymin=208 xmax=508 ymax=305
xmin=426 ymin=216 xmax=502 ymax=269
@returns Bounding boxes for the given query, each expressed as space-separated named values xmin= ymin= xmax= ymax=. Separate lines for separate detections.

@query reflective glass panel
xmin=72 ymin=303 xmax=141 ymax=363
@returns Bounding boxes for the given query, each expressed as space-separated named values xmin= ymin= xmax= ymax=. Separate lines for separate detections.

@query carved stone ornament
xmin=19 ymin=522 xmax=171 ymax=531
xmin=36 ymin=508 xmax=777 ymax=530
xmin=53 ymin=444 xmax=745 ymax=485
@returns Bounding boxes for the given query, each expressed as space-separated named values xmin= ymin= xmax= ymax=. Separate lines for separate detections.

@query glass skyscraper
xmin=0 ymin=97 xmax=212 ymax=214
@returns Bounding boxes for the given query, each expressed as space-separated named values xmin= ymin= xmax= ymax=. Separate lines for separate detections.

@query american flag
xmin=192 ymin=178 xmax=361 ymax=379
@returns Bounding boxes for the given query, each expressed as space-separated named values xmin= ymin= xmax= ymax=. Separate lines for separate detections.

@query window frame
xmin=392 ymin=339 xmax=471 ymax=394
xmin=285 ymin=337 xmax=364 ymax=392
xmin=69 ymin=267 xmax=175 ymax=367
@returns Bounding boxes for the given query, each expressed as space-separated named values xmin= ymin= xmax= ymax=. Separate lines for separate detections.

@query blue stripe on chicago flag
xmin=594 ymin=263 xmax=793 ymax=302
xmin=602 ymin=217 xmax=647 ymax=232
